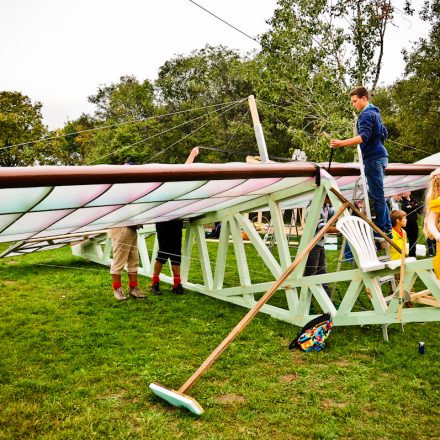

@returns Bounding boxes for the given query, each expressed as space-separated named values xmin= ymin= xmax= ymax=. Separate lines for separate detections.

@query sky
xmin=0 ymin=0 xmax=431 ymax=130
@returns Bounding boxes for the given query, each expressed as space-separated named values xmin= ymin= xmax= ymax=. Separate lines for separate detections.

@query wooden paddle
xmin=150 ymin=202 xmax=349 ymax=414
xmin=397 ymin=235 xmax=407 ymax=322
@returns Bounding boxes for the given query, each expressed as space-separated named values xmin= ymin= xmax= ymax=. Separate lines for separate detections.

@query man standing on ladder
xmin=330 ymin=86 xmax=392 ymax=237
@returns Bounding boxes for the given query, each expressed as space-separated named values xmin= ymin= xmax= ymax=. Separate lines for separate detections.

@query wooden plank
xmin=137 ymin=234 xmax=151 ymax=275
xmin=411 ymin=290 xmax=431 ymax=300
xmin=234 ymin=213 xmax=281 ymax=278
xmin=228 ymin=216 xmax=253 ymax=303
xmin=213 ymin=220 xmax=230 ymax=290
xmin=398 ymin=236 xmax=407 ymax=322
xmin=364 ymin=277 xmax=387 ymax=314
xmin=194 ymin=224 xmax=213 ymax=290
xmin=335 ymin=277 xmax=363 ymax=316
xmin=309 ymin=284 xmax=337 ymax=315
xmin=268 ymin=198 xmax=291 ymax=269
xmin=414 ymin=297 xmax=440 ymax=308
xmin=417 ymin=270 xmax=440 ymax=301
xmin=180 ymin=224 xmax=195 ymax=283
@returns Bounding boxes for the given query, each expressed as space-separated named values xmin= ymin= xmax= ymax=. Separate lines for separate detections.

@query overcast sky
xmin=0 ymin=0 xmax=431 ymax=130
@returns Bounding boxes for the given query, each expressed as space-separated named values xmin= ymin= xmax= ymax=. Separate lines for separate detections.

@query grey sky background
xmin=0 ymin=0 xmax=430 ymax=130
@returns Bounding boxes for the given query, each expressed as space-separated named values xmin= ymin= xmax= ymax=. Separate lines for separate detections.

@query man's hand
xmin=330 ymin=139 xmax=343 ymax=148
xmin=330 ymin=135 xmax=362 ymax=148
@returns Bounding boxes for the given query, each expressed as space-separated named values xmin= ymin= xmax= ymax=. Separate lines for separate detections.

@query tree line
xmin=1 ymin=0 xmax=438 ymax=167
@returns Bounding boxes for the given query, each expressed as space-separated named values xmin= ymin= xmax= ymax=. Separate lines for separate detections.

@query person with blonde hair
xmin=424 ymin=168 xmax=440 ymax=242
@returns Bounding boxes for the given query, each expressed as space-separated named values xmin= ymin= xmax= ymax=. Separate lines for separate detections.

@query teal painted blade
xmin=149 ymin=382 xmax=204 ymax=415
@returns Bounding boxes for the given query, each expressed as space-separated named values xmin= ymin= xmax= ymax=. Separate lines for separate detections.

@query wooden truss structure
xmin=72 ymin=173 xmax=440 ymax=329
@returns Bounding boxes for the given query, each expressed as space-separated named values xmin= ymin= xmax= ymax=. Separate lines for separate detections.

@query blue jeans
xmin=364 ymin=157 xmax=392 ymax=233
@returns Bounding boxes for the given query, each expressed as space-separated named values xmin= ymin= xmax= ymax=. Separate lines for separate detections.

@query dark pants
xmin=155 ymin=220 xmax=183 ymax=265
xmin=406 ymin=222 xmax=418 ymax=258
xmin=305 ymin=245 xmax=330 ymax=296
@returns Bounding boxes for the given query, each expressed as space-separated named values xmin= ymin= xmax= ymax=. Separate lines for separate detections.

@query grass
xmin=0 ymin=240 xmax=439 ymax=440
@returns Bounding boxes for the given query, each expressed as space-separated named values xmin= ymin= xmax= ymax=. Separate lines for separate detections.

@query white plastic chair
xmin=336 ymin=216 xmax=416 ymax=272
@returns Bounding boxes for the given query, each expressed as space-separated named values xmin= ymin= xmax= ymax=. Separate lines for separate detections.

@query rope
xmin=144 ymin=100 xmax=245 ymax=164
xmin=258 ymin=98 xmax=438 ymax=158
xmin=0 ymin=100 xmax=245 ymax=152
xmin=88 ymin=100 xmax=245 ymax=164
xmin=186 ymin=0 xmax=259 ymax=44
xmin=386 ymin=138 xmax=435 ymax=157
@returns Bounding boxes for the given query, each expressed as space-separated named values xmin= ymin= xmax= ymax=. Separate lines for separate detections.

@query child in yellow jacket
xmin=389 ymin=210 xmax=414 ymax=307
xmin=389 ymin=210 xmax=408 ymax=260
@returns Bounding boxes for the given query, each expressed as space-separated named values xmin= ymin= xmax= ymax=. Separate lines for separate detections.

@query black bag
xmin=289 ymin=313 xmax=333 ymax=352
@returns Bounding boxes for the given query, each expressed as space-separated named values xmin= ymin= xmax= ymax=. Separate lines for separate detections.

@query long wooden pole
xmin=248 ymin=95 xmax=269 ymax=163
xmin=178 ymin=202 xmax=349 ymax=394
xmin=329 ymin=187 xmax=401 ymax=253
xmin=397 ymin=235 xmax=407 ymax=322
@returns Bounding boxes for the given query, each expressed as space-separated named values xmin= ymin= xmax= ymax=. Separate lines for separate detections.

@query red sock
xmin=152 ymin=274 xmax=160 ymax=285
xmin=129 ymin=281 xmax=138 ymax=288
xmin=112 ymin=281 xmax=122 ymax=289
xmin=173 ymin=275 xmax=181 ymax=288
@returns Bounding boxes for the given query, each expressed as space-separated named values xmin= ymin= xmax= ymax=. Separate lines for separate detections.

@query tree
xmin=388 ymin=0 xmax=440 ymax=162
xmin=257 ymin=0 xmax=352 ymax=161
xmin=254 ymin=0 xmax=416 ymax=162
xmin=62 ymin=114 xmax=97 ymax=164
xmin=85 ymin=75 xmax=160 ymax=164
xmin=88 ymin=75 xmax=156 ymax=122
xmin=154 ymin=46 xmax=257 ymax=163
xmin=0 ymin=91 xmax=49 ymax=166
xmin=332 ymin=0 xmax=414 ymax=92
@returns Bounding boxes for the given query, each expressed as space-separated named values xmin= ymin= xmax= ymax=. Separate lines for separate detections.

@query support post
xmin=248 ymin=95 xmax=269 ymax=163
xmin=181 ymin=223 xmax=195 ymax=283
xmin=213 ymin=220 xmax=230 ymax=290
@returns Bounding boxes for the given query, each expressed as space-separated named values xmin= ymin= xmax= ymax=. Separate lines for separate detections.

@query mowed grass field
xmin=0 ymin=239 xmax=439 ymax=440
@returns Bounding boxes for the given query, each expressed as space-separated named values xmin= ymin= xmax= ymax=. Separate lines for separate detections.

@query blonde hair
xmin=423 ymin=167 xmax=440 ymax=239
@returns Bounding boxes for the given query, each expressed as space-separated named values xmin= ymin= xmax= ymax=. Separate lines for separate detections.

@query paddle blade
xmin=149 ymin=382 xmax=204 ymax=415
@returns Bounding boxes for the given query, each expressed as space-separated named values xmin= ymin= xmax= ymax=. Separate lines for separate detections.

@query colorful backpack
xmin=289 ymin=313 xmax=333 ymax=352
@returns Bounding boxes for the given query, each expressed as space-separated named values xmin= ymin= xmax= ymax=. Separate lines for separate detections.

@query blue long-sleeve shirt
xmin=357 ymin=104 xmax=388 ymax=161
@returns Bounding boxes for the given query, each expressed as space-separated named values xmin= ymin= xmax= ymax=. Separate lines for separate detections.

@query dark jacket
xmin=401 ymin=197 xmax=421 ymax=226
xmin=357 ymin=104 xmax=388 ymax=161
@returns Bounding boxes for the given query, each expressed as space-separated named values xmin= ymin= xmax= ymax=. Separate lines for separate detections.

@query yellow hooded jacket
xmin=389 ymin=227 xmax=407 ymax=261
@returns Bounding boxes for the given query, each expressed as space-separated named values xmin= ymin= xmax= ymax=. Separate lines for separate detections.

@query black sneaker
xmin=172 ymin=283 xmax=184 ymax=295
xmin=151 ymin=282 xmax=162 ymax=295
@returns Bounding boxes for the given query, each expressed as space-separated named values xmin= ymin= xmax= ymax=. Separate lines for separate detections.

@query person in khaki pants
xmin=110 ymin=225 xmax=146 ymax=301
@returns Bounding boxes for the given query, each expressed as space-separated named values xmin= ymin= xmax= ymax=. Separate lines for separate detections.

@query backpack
xmin=289 ymin=313 xmax=333 ymax=352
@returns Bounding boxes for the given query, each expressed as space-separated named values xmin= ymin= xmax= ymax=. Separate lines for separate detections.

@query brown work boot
xmin=129 ymin=286 xmax=146 ymax=299
xmin=114 ymin=287 xmax=127 ymax=301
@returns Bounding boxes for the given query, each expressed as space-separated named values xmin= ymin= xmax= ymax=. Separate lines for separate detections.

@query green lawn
xmin=0 ymin=242 xmax=439 ymax=439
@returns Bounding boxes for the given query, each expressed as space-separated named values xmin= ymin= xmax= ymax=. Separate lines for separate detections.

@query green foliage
xmin=0 ymin=91 xmax=47 ymax=166
xmin=156 ymin=45 xmax=253 ymax=107
xmin=62 ymin=114 xmax=97 ymax=164
xmin=389 ymin=0 xmax=440 ymax=162
xmin=256 ymin=0 xmax=353 ymax=161
xmin=0 ymin=92 xmax=86 ymax=166
xmin=88 ymin=75 xmax=156 ymax=122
